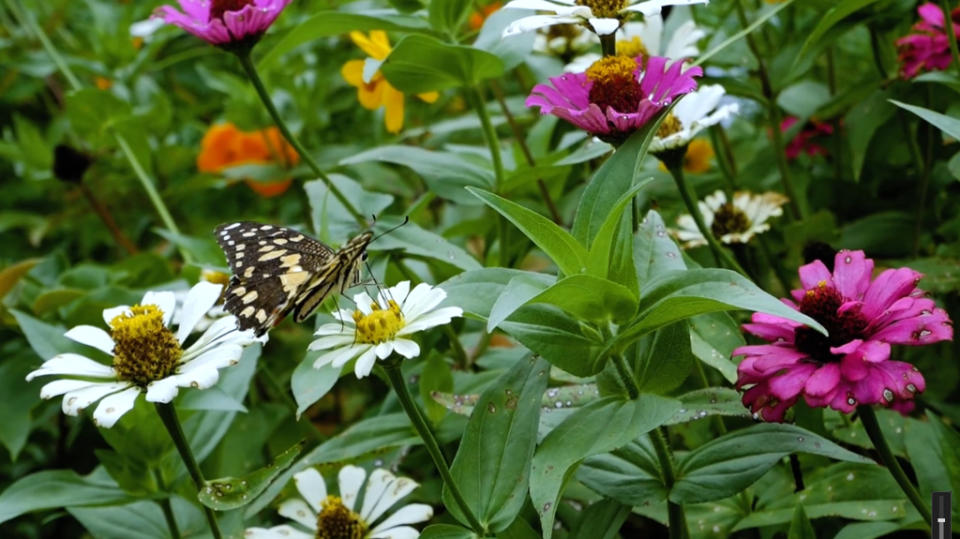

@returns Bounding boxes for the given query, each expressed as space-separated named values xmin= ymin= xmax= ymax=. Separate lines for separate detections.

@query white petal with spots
xmin=338 ymin=465 xmax=366 ymax=512
xmin=277 ymin=498 xmax=317 ymax=530
xmin=93 ymin=386 xmax=142 ymax=427
xmin=26 ymin=353 xmax=115 ymax=381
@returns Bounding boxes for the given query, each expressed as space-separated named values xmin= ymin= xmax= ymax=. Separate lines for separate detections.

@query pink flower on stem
xmin=781 ymin=116 xmax=834 ymax=161
xmin=525 ymin=55 xmax=702 ymax=143
xmin=896 ymin=3 xmax=960 ymax=79
xmin=154 ymin=0 xmax=292 ymax=48
xmin=735 ymin=250 xmax=953 ymax=422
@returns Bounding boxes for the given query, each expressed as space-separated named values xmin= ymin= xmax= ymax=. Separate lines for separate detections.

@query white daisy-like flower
xmin=171 ymin=270 xmax=232 ymax=333
xmin=245 ymin=465 xmax=433 ymax=539
xmin=565 ymin=16 xmax=706 ymax=71
xmin=503 ymin=0 xmax=709 ymax=37
xmin=309 ymin=281 xmax=462 ymax=379
xmin=649 ymin=84 xmax=739 ymax=152
xmin=26 ymin=281 xmax=260 ymax=428
xmin=673 ymin=190 xmax=789 ymax=248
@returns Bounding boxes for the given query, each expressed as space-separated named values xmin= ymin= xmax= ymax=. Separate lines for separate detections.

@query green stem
xmin=613 ymin=353 xmax=639 ymax=400
xmin=600 ymin=33 xmax=616 ymax=57
xmin=381 ymin=360 xmax=485 ymax=535
xmin=6 ymin=0 xmax=80 ymax=90
xmin=650 ymin=428 xmax=688 ymax=539
xmin=940 ymin=1 xmax=960 ymax=72
xmin=692 ymin=360 xmax=727 ymax=435
xmin=667 ymin=163 xmax=747 ymax=275
xmin=858 ymin=405 xmax=931 ymax=524
xmin=153 ymin=469 xmax=182 ymax=539
xmin=154 ymin=403 xmax=222 ymax=539
xmin=237 ymin=53 xmax=364 ymax=226
xmin=468 ymin=86 xmax=508 ymax=268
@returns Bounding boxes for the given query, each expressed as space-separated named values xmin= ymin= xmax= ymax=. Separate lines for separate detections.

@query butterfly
xmin=214 ymin=221 xmax=372 ymax=336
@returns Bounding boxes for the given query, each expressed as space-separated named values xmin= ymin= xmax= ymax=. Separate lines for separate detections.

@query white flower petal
xmin=398 ymin=307 xmax=462 ymax=335
xmin=64 ymin=325 xmax=115 ymax=356
xmin=62 ymin=381 xmax=130 ymax=416
xmin=369 ymin=526 xmax=421 ymax=539
xmin=177 ymin=281 xmax=223 ymax=343
xmin=503 ymin=0 xmax=575 ymax=10
xmin=308 ymin=335 xmax=355 ymax=351
xmin=378 ymin=281 xmax=410 ymax=308
xmin=182 ymin=343 xmax=243 ymax=373
xmin=26 ymin=353 xmax=116 ymax=381
xmin=664 ymin=19 xmax=706 ymax=59
xmin=145 ymin=376 xmax=181 ymax=403
xmin=141 ymin=291 xmax=177 ymax=327
xmin=352 ymin=292 xmax=376 ymax=315
xmin=353 ymin=346 xmax=379 ymax=378
xmin=277 ymin=499 xmax=317 ymax=530
xmin=364 ymin=472 xmax=418 ymax=524
xmin=92 ymin=386 xmax=141 ymax=428
xmin=102 ymin=305 xmax=131 ymax=326
xmin=374 ymin=342 xmax=394 ymax=360
xmin=360 ymin=469 xmax=394 ymax=521
xmin=588 ymin=17 xmax=620 ymax=35
xmin=391 ymin=339 xmax=420 ymax=359
xmin=622 ymin=0 xmax=709 ymax=17
xmin=293 ymin=468 xmax=328 ymax=513
xmin=314 ymin=345 xmax=362 ymax=370
xmin=244 ymin=525 xmax=313 ymax=539
xmin=173 ymin=365 xmax=220 ymax=392
xmin=503 ymin=14 xmax=583 ymax=37
xmin=370 ymin=504 xmax=434 ymax=535
xmin=338 ymin=465 xmax=367 ymax=512
xmin=401 ymin=284 xmax=446 ymax=321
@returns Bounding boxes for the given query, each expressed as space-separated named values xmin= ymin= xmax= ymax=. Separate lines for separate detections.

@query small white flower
xmin=565 ymin=16 xmax=706 ymax=71
xmin=649 ymin=84 xmax=739 ymax=152
xmin=25 ymin=282 xmax=260 ymax=428
xmin=245 ymin=465 xmax=433 ymax=539
xmin=503 ymin=0 xmax=709 ymax=37
xmin=309 ymin=281 xmax=462 ymax=379
xmin=674 ymin=190 xmax=789 ymax=248
xmin=130 ymin=18 xmax=165 ymax=39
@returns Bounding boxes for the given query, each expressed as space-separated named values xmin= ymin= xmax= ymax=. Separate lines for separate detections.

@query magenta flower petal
xmin=797 ymin=259 xmax=833 ymax=290
xmin=154 ymin=0 xmax=292 ymax=47
xmin=831 ymin=250 xmax=873 ymax=300
xmin=804 ymin=363 xmax=840 ymax=397
xmin=897 ymin=3 xmax=960 ymax=78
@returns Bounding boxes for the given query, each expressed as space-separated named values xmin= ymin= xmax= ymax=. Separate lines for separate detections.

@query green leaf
xmin=373 ymin=217 xmax=482 ymax=271
xmin=0 ymin=356 xmax=41 ymax=459
xmin=11 ymin=309 xmax=86 ymax=360
xmin=795 ymin=0 xmax=883 ymax=64
xmin=381 ymin=35 xmax=504 ymax=93
xmin=257 ymin=12 xmax=431 ymax=70
xmin=665 ymin=388 xmax=752 ymax=425
xmin=420 ymin=354 xmax=454 ymax=425
xmin=788 ymin=504 xmax=816 ymax=539
xmin=499 ymin=305 xmax=603 ymax=377
xmin=777 ymin=81 xmax=831 ymax=118
xmin=473 ymin=10 xmax=537 ymax=71
xmin=441 ymin=268 xmax=553 ymax=320
xmin=529 ymin=275 xmax=638 ymax=323
xmin=291 ymin=351 xmax=341 ymax=419
xmin=689 ymin=312 xmax=743 ymax=383
xmin=305 ymin=174 xmax=394 ymax=242
xmin=468 ymin=187 xmax=588 ymax=276
xmin=487 ymin=273 xmax=553 ymax=331
xmin=69 ymin=497 xmax=206 ymax=539
xmin=891 ymin=99 xmax=960 ymax=140
xmin=420 ymin=524 xmax=480 ymax=539
xmin=634 ymin=321 xmax=693 ymax=394
xmin=633 ymin=209 xmax=686 ymax=284
xmin=0 ymin=468 xmax=130 ymax=524
xmin=153 ymin=229 xmax=225 ymax=267
xmin=570 ymin=499 xmax=630 ymax=539
xmin=428 ymin=0 xmax=471 ymax=34
xmin=672 ymin=423 xmax=869 ymax=503
xmin=577 ymin=438 xmax=664 ymax=507
xmin=64 ymin=89 xmax=132 ymax=145
xmin=529 ymin=395 xmax=680 ymax=538
xmin=845 ymin=89 xmax=893 ymax=181
xmin=694 ymin=0 xmax=795 ymax=66
xmin=445 ymin=356 xmax=549 ymax=532
xmin=586 ymin=179 xmax=653 ymax=278
xmin=200 ymin=441 xmax=304 ymax=510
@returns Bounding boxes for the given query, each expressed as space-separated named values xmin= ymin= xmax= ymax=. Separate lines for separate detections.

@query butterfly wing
xmin=292 ymin=231 xmax=373 ymax=323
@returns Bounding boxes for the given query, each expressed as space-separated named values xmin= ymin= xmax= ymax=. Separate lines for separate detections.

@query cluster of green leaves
xmin=1 ymin=0 xmax=959 ymax=538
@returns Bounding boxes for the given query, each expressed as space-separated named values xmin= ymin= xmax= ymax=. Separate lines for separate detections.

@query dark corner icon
xmin=932 ymin=491 xmax=951 ymax=539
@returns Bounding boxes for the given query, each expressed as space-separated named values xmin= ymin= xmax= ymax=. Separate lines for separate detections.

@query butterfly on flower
xmin=214 ymin=222 xmax=372 ymax=336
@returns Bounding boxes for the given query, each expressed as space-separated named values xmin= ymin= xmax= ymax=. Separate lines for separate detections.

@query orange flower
xmin=196 ymin=122 xmax=299 ymax=197
xmin=95 ymin=76 xmax=113 ymax=90
xmin=469 ymin=2 xmax=502 ymax=31
xmin=341 ymin=31 xmax=439 ymax=133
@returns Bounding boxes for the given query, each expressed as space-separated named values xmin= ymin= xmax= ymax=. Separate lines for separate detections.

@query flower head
xmin=341 ymin=31 xmax=439 ymax=134
xmin=309 ymin=281 xmax=462 ymax=378
xmin=673 ymin=190 xmax=787 ymax=248
xmin=245 ymin=466 xmax=433 ymax=538
xmin=781 ymin=116 xmax=834 ymax=161
xmin=648 ymin=84 xmax=737 ymax=152
xmin=896 ymin=3 xmax=960 ymax=79
xmin=735 ymin=250 xmax=953 ymax=422
xmin=26 ymin=282 xmax=260 ymax=428
xmin=153 ymin=0 xmax=292 ymax=49
xmin=197 ymin=122 xmax=299 ymax=197
xmin=526 ymin=55 xmax=701 ymax=143
xmin=502 ymin=0 xmax=709 ymax=37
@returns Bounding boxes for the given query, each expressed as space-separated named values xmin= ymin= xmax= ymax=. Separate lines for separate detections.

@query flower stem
xmin=380 ymin=360 xmax=485 ymax=535
xmin=154 ymin=403 xmax=222 ymax=539
xmin=650 ymin=428 xmax=688 ymax=539
xmin=858 ymin=405 xmax=931 ymax=524
xmin=613 ymin=353 xmax=639 ymax=400
xmin=666 ymin=163 xmax=747 ymax=276
xmin=468 ymin=85 xmax=508 ymax=267
xmin=940 ymin=0 xmax=960 ymax=73
xmin=600 ymin=33 xmax=616 ymax=57
xmin=153 ymin=469 xmax=182 ymax=539
xmin=237 ymin=53 xmax=365 ymax=227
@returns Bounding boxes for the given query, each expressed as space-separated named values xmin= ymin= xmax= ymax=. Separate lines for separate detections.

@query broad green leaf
xmin=381 ymin=35 xmax=504 ymax=93
xmin=529 ymin=395 xmax=680 ymax=538
xmin=257 ymin=12 xmax=431 ymax=70
xmin=689 ymin=312 xmax=743 ymax=383
xmin=0 ymin=356 xmax=41 ymax=459
xmin=796 ymin=0 xmax=882 ymax=60
xmin=0 ymin=468 xmax=130 ymax=524
xmin=153 ymin=229 xmax=225 ymax=267
xmin=788 ymin=504 xmax=816 ymax=539
xmin=305 ymin=174 xmax=394 ymax=242
xmin=420 ymin=524 xmax=480 ymax=539
xmin=487 ymin=274 xmax=554 ymax=331
xmin=904 ymin=257 xmax=960 ymax=294
xmin=445 ymin=356 xmax=549 ymax=532
xmin=499 ymin=305 xmax=603 ymax=377
xmin=633 ymin=209 xmax=686 ymax=284
xmin=420 ymin=354 xmax=454 ymax=425
xmin=473 ymin=10 xmax=537 ymax=71
xmin=845 ymin=89 xmax=893 ymax=181
xmin=570 ymin=499 xmax=630 ymax=539
xmin=528 ymin=275 xmax=638 ymax=323
xmin=468 ymin=187 xmax=588 ymax=276
xmin=634 ymin=321 xmax=693 ymax=394
xmin=586 ymin=179 xmax=653 ymax=278
xmin=923 ymin=412 xmax=960 ymax=519
xmin=69 ymin=496 xmax=206 ymax=539
xmin=64 ymin=89 xmax=132 ymax=145
xmin=291 ymin=351 xmax=341 ymax=418
xmin=200 ymin=441 xmax=304 ymax=510
xmin=431 ymin=383 xmax=599 ymax=417
xmin=11 ymin=309 xmax=87 ymax=360
xmin=833 ymin=522 xmax=904 ymax=539
xmin=576 ymin=438 xmax=664 ymax=507
xmin=666 ymin=388 xmax=751 ymax=425
xmin=777 ymin=81 xmax=830 ymax=118
xmin=428 ymin=0 xmax=471 ymax=34
xmin=891 ymin=99 xmax=960 ymax=140
xmin=839 ymin=211 xmax=914 ymax=257
xmin=673 ymin=424 xmax=869 ymax=503
xmin=441 ymin=268 xmax=553 ymax=320
xmin=0 ymin=258 xmax=40 ymax=299
xmin=373 ymin=217 xmax=482 ymax=271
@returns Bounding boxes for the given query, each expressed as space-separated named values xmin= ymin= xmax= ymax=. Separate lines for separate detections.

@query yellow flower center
xmin=575 ymin=0 xmax=627 ymax=18
xmin=616 ymin=36 xmax=648 ymax=59
xmin=109 ymin=305 xmax=182 ymax=386
xmin=352 ymin=300 xmax=404 ymax=345
xmin=710 ymin=202 xmax=751 ymax=238
xmin=201 ymin=269 xmax=230 ymax=287
xmin=585 ymin=56 xmax=642 ymax=113
xmin=656 ymin=113 xmax=683 ymax=138
xmin=315 ymin=495 xmax=368 ymax=539
xmin=683 ymin=139 xmax=714 ymax=174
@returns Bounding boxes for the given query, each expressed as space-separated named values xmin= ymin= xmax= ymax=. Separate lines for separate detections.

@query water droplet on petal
xmin=906 ymin=383 xmax=917 ymax=393
xmin=882 ymin=389 xmax=894 ymax=402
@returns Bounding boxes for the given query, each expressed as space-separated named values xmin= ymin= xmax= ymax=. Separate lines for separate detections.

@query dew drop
xmin=906 ymin=383 xmax=917 ymax=393
xmin=846 ymin=472 xmax=855 ymax=480
xmin=847 ymin=396 xmax=856 ymax=406
xmin=796 ymin=436 xmax=804 ymax=442
xmin=488 ymin=403 xmax=496 ymax=413
xmin=882 ymin=389 xmax=894 ymax=402
xmin=547 ymin=388 xmax=559 ymax=398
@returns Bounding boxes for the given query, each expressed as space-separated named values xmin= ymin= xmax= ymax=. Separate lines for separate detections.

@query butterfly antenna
xmin=370 ymin=216 xmax=409 ymax=243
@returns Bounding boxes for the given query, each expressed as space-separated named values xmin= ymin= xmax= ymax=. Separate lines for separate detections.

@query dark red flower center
xmin=210 ymin=0 xmax=254 ymax=20
xmin=793 ymin=282 xmax=868 ymax=363
xmin=586 ymin=56 xmax=642 ymax=114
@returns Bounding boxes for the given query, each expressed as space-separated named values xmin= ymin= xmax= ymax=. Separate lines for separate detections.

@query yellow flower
xmin=683 ymin=138 xmax=714 ymax=174
xmin=341 ymin=31 xmax=439 ymax=133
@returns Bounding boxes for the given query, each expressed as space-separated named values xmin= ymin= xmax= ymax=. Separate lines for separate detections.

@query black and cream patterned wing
xmin=292 ymin=231 xmax=373 ymax=323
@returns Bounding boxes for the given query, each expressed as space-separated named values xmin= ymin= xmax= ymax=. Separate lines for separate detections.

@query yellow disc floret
xmin=315 ymin=495 xmax=368 ymax=539
xmin=616 ymin=36 xmax=648 ymax=59
xmin=575 ymin=0 xmax=627 ymax=18
xmin=352 ymin=300 xmax=404 ymax=344
xmin=656 ymin=113 xmax=683 ymax=138
xmin=109 ymin=305 xmax=182 ymax=386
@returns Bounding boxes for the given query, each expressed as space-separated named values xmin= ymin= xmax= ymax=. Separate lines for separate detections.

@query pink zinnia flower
xmin=525 ymin=55 xmax=702 ymax=143
xmin=735 ymin=250 xmax=953 ymax=422
xmin=896 ymin=3 xmax=960 ymax=79
xmin=154 ymin=0 xmax=292 ymax=48
xmin=781 ymin=116 xmax=834 ymax=161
